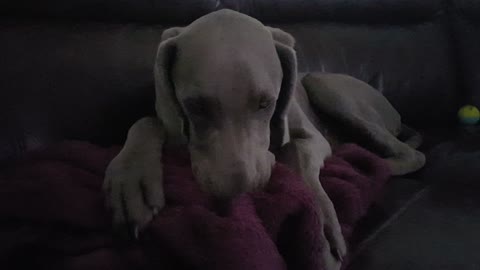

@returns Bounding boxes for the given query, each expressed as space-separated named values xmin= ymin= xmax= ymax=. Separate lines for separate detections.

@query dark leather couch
xmin=1 ymin=1 xmax=479 ymax=269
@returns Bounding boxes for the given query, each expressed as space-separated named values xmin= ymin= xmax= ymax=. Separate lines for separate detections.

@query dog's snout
xmin=223 ymin=159 xmax=250 ymax=190
xmin=190 ymin=145 xmax=274 ymax=197
xmin=231 ymin=170 xmax=248 ymax=185
xmin=220 ymin=171 xmax=249 ymax=198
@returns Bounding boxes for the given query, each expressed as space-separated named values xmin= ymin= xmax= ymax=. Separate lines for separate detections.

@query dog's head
xmin=154 ymin=9 xmax=297 ymax=198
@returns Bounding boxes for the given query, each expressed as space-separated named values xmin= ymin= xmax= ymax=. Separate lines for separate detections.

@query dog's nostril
xmin=232 ymin=159 xmax=247 ymax=169
xmin=231 ymin=171 xmax=248 ymax=188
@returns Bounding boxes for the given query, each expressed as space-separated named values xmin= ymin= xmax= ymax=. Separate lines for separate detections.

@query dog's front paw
xmin=323 ymin=214 xmax=347 ymax=269
xmin=318 ymin=199 xmax=347 ymax=270
xmin=103 ymin=155 xmax=165 ymax=238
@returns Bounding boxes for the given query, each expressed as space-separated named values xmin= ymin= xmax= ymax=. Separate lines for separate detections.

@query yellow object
xmin=458 ymin=105 xmax=480 ymax=125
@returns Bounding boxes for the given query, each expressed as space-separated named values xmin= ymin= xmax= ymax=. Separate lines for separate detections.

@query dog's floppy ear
xmin=154 ymin=27 xmax=187 ymax=145
xmin=267 ymin=27 xmax=297 ymax=149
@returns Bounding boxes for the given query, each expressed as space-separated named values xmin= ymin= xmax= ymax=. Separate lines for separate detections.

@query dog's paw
xmin=103 ymin=155 xmax=165 ymax=239
xmin=318 ymin=200 xmax=347 ymax=270
xmin=323 ymin=215 xmax=347 ymax=268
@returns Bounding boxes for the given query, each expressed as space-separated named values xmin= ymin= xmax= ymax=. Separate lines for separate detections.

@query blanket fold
xmin=0 ymin=141 xmax=389 ymax=270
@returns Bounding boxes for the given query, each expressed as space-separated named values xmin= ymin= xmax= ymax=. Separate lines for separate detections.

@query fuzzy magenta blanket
xmin=0 ymin=141 xmax=389 ymax=270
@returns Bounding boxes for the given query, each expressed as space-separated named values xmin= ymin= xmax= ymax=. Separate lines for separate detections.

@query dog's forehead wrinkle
xmin=177 ymin=24 xmax=278 ymax=75
xmin=176 ymin=51 xmax=278 ymax=93
xmin=188 ymin=9 xmax=268 ymax=37
xmin=182 ymin=95 xmax=217 ymax=106
xmin=180 ymin=13 xmax=274 ymax=56
xmin=180 ymin=35 xmax=275 ymax=62
xmin=173 ymin=12 xmax=282 ymax=114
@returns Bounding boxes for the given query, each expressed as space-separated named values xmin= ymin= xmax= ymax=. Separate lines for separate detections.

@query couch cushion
xmin=347 ymin=183 xmax=480 ymax=270
xmin=348 ymin=128 xmax=480 ymax=269
xmin=349 ymin=177 xmax=426 ymax=249
xmin=422 ymin=126 xmax=480 ymax=184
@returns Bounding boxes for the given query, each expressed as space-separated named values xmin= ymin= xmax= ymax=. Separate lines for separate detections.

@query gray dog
xmin=104 ymin=9 xmax=350 ymax=270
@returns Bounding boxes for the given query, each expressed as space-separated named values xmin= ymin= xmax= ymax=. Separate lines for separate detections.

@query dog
xmin=104 ymin=9 xmax=349 ymax=270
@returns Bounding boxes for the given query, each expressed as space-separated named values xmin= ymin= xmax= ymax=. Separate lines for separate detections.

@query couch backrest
xmin=1 ymin=0 xmax=446 ymax=24
xmin=0 ymin=0 xmax=465 ymax=161
xmin=451 ymin=0 xmax=480 ymax=107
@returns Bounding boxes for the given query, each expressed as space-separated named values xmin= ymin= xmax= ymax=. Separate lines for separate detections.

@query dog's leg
xmin=278 ymin=100 xmax=346 ymax=270
xmin=399 ymin=124 xmax=423 ymax=149
xmin=103 ymin=117 xmax=166 ymax=238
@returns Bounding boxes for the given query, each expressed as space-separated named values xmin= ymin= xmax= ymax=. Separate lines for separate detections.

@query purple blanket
xmin=0 ymin=141 xmax=389 ymax=270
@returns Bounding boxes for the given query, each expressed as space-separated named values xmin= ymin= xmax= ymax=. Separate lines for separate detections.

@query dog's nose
xmin=230 ymin=170 xmax=249 ymax=189
xmin=228 ymin=160 xmax=250 ymax=189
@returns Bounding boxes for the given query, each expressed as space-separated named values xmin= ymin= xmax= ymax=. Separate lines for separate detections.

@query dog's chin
xmin=197 ymin=181 xmax=249 ymax=199
xmin=196 ymin=174 xmax=270 ymax=199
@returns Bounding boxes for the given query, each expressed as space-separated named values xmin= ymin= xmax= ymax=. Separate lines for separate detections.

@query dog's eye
xmin=258 ymin=98 xmax=273 ymax=111
xmin=184 ymin=98 xmax=212 ymax=118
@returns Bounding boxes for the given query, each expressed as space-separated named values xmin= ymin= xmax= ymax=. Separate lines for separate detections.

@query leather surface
xmin=349 ymin=134 xmax=480 ymax=269
xmin=349 ymin=177 xmax=426 ymax=249
xmin=0 ymin=17 xmax=459 ymax=161
xmin=0 ymin=20 xmax=160 ymax=160
xmin=451 ymin=1 xmax=480 ymax=107
xmin=278 ymin=21 xmax=458 ymax=128
xmin=1 ymin=1 xmax=480 ymax=268
xmin=0 ymin=0 xmax=473 ymax=161
xmin=347 ymin=128 xmax=480 ymax=269
xmin=348 ymin=185 xmax=480 ymax=270
xmin=453 ymin=0 xmax=480 ymax=23
xmin=225 ymin=0 xmax=444 ymax=24
xmin=0 ymin=0 xmax=444 ymax=24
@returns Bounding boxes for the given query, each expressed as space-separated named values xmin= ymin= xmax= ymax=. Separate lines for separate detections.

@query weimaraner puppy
xmin=104 ymin=9 xmax=345 ymax=269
